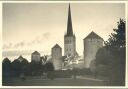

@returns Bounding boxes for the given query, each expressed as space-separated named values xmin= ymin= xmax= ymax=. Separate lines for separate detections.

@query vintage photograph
xmin=0 ymin=88 xmax=127 ymax=89
xmin=2 ymin=2 xmax=126 ymax=86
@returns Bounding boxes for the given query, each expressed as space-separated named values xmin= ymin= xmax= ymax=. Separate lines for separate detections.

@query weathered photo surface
xmin=2 ymin=3 xmax=126 ymax=86
xmin=0 ymin=88 xmax=128 ymax=89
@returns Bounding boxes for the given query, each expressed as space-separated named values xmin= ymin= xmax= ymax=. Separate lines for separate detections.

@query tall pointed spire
xmin=66 ymin=4 xmax=73 ymax=36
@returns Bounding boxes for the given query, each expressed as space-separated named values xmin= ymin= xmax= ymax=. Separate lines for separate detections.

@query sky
xmin=3 ymin=3 xmax=125 ymax=61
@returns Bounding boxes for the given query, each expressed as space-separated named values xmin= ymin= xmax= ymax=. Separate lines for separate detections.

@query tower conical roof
xmin=32 ymin=51 xmax=40 ymax=55
xmin=52 ymin=44 xmax=61 ymax=49
xmin=66 ymin=4 xmax=73 ymax=36
xmin=84 ymin=31 xmax=103 ymax=40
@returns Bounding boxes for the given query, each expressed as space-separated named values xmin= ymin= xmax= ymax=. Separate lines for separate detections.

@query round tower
xmin=52 ymin=44 xmax=62 ymax=70
xmin=83 ymin=31 xmax=103 ymax=68
xmin=31 ymin=51 xmax=41 ymax=62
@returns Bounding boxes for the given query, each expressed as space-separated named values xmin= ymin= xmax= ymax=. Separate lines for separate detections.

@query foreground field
xmin=3 ymin=76 xmax=107 ymax=86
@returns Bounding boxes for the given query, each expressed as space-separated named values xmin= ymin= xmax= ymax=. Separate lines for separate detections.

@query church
xmin=64 ymin=4 xmax=77 ymax=57
xmin=51 ymin=4 xmax=103 ymax=70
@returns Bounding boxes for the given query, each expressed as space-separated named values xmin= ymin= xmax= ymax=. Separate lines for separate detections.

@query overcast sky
xmin=3 ymin=3 xmax=125 ymax=60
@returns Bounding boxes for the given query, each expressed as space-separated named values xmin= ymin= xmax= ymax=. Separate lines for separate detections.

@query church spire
xmin=66 ymin=4 xmax=73 ymax=36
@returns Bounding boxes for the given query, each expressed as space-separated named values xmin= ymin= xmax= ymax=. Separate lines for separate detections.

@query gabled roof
xmin=3 ymin=57 xmax=9 ymax=60
xmin=84 ymin=31 xmax=103 ymax=40
xmin=32 ymin=51 xmax=40 ymax=55
xmin=18 ymin=55 xmax=24 ymax=59
xmin=52 ymin=44 xmax=61 ymax=49
xmin=17 ymin=55 xmax=25 ymax=62
xmin=3 ymin=57 xmax=10 ymax=63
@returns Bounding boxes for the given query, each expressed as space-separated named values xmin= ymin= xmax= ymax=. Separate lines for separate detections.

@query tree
xmin=20 ymin=58 xmax=29 ymax=76
xmin=105 ymin=19 xmax=125 ymax=48
xmin=45 ymin=62 xmax=54 ymax=72
xmin=11 ymin=59 xmax=22 ymax=77
xmin=28 ymin=60 xmax=43 ymax=76
xmin=95 ymin=46 xmax=115 ymax=67
xmin=2 ymin=58 xmax=11 ymax=78
xmin=44 ymin=61 xmax=54 ymax=79
xmin=105 ymin=19 xmax=125 ymax=86
xmin=95 ymin=19 xmax=126 ymax=86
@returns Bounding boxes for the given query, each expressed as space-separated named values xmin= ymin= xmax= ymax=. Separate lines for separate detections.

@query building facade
xmin=83 ymin=31 xmax=103 ymax=68
xmin=52 ymin=44 xmax=62 ymax=70
xmin=64 ymin=4 xmax=76 ymax=57
xmin=31 ymin=51 xmax=41 ymax=62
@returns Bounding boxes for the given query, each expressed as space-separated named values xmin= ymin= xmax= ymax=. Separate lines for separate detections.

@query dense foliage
xmin=95 ymin=19 xmax=126 ymax=86
xmin=2 ymin=56 xmax=54 ymax=80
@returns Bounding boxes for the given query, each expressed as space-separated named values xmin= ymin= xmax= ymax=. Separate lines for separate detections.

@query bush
xmin=54 ymin=70 xmax=72 ymax=78
xmin=75 ymin=68 xmax=92 ymax=75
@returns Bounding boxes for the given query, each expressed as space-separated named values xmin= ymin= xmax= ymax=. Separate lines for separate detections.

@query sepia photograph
xmin=0 ymin=88 xmax=128 ymax=89
xmin=0 ymin=0 xmax=125 ymax=1
xmin=2 ymin=2 xmax=126 ymax=86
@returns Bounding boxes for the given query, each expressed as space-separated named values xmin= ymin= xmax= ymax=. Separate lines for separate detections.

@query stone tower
xmin=52 ymin=44 xmax=62 ymax=70
xmin=31 ymin=51 xmax=41 ymax=62
xmin=64 ymin=4 xmax=76 ymax=57
xmin=83 ymin=31 xmax=103 ymax=68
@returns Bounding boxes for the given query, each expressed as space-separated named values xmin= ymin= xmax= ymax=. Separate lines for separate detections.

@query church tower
xmin=64 ymin=4 xmax=76 ymax=57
